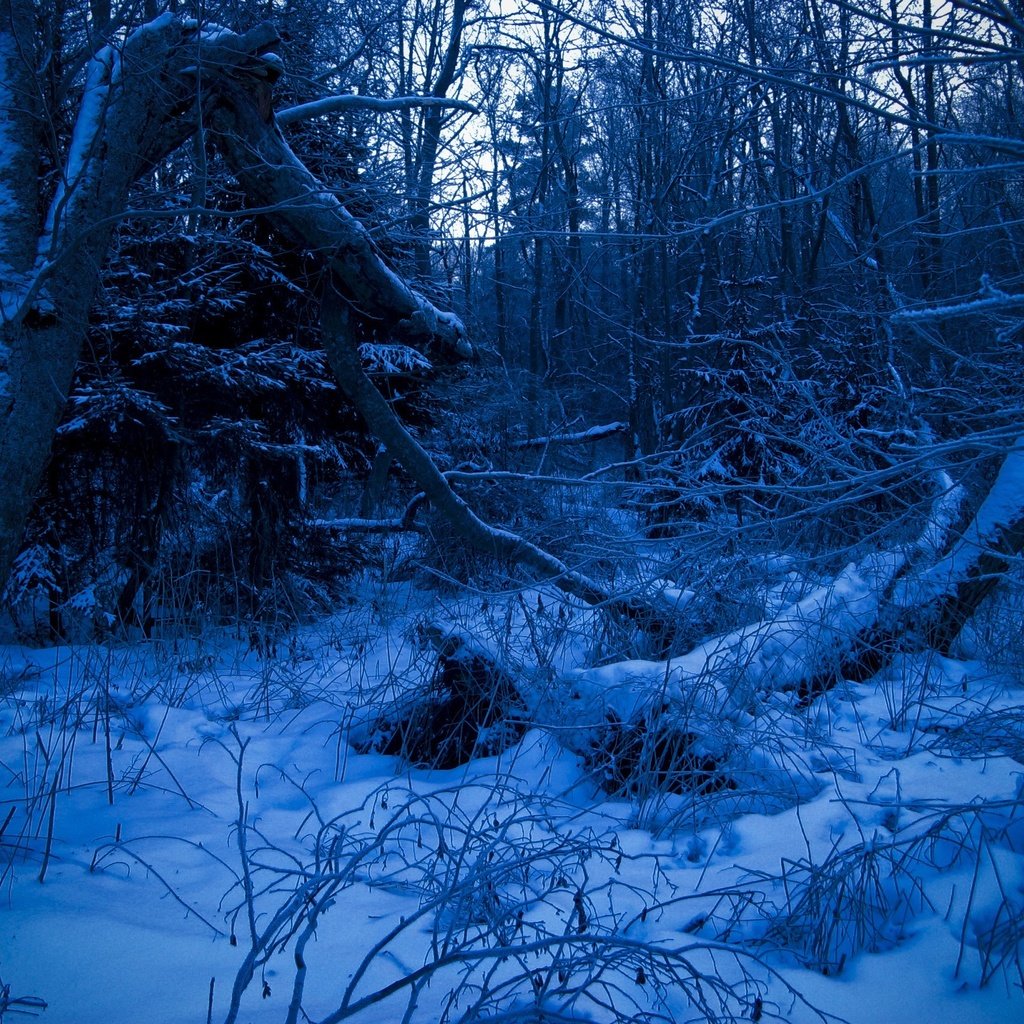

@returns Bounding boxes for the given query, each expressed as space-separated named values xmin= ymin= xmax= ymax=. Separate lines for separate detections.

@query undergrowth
xmin=1 ymin=547 xmax=1023 ymax=1021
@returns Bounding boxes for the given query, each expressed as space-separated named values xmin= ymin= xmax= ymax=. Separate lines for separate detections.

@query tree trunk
xmin=319 ymin=284 xmax=678 ymax=634
xmin=0 ymin=0 xmax=39 ymax=283
xmin=208 ymin=74 xmax=469 ymax=359
xmin=0 ymin=16 xmax=467 ymax=593
xmin=409 ymin=0 xmax=467 ymax=281
xmin=358 ymin=445 xmax=393 ymax=519
xmin=1 ymin=17 xmax=277 ymax=591
xmin=800 ymin=438 xmax=1024 ymax=700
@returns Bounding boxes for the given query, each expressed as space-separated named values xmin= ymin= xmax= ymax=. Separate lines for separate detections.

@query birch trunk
xmin=0 ymin=18 xmax=281 ymax=586
xmin=0 ymin=15 xmax=468 ymax=591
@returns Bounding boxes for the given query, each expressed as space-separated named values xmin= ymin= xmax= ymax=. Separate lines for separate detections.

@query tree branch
xmin=512 ymin=422 xmax=628 ymax=450
xmin=209 ymin=77 xmax=471 ymax=361
xmin=318 ymin=285 xmax=678 ymax=634
xmin=277 ymin=94 xmax=478 ymax=125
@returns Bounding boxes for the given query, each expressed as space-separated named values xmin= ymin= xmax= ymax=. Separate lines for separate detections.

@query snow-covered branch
xmin=210 ymin=77 xmax=471 ymax=361
xmin=277 ymin=94 xmax=478 ymax=125
xmin=512 ymin=422 xmax=627 ymax=450
xmin=309 ymin=517 xmax=421 ymax=534
xmin=892 ymin=279 xmax=1024 ymax=321
xmin=530 ymin=444 xmax=1022 ymax=793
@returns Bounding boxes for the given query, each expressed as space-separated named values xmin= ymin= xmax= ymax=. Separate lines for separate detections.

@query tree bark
xmin=409 ymin=0 xmax=468 ymax=281
xmin=0 ymin=0 xmax=40 ymax=286
xmin=208 ymin=75 xmax=469 ymax=360
xmin=0 ymin=15 xmax=467 ymax=592
xmin=0 ymin=16 xmax=266 ymax=590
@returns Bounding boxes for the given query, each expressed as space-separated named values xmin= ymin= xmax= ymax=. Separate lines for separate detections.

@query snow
xmin=3 ymin=5 xmax=1021 ymax=1017
xmin=556 ymin=553 xmax=900 ymax=728
xmin=277 ymin=94 xmax=478 ymax=126
xmin=41 ymin=45 xmax=115 ymax=248
xmin=513 ymin=422 xmax=627 ymax=449
xmin=0 ymin=570 xmax=1021 ymax=1024
xmin=893 ymin=436 xmax=1024 ymax=610
xmin=358 ymin=342 xmax=432 ymax=376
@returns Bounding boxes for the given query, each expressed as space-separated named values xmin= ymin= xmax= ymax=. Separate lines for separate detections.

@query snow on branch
xmin=892 ymin=278 xmax=1024 ymax=321
xmin=538 ymin=453 xmax=984 ymax=745
xmin=512 ymin=422 xmax=627 ymax=450
xmin=358 ymin=342 xmax=432 ymax=376
xmin=212 ymin=84 xmax=471 ymax=361
xmin=309 ymin=517 xmax=421 ymax=534
xmin=891 ymin=435 xmax=1024 ymax=613
xmin=277 ymin=94 xmax=478 ymax=125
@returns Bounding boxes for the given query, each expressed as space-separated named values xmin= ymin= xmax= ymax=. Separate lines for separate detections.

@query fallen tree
xmin=342 ymin=448 xmax=999 ymax=798
xmin=800 ymin=439 xmax=1024 ymax=699
xmin=352 ymin=447 xmax=1024 ymax=800
xmin=533 ymin=441 xmax=1024 ymax=799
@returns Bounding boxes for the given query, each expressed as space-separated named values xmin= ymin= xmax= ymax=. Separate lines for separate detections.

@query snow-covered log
xmin=531 ymin=446 xmax=1023 ymax=798
xmin=801 ymin=435 xmax=1024 ymax=698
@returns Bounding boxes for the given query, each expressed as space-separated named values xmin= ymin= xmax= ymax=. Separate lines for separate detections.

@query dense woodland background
xmin=2 ymin=4 xmax=1024 ymax=1021
xmin=2 ymin=0 xmax=1022 ymax=643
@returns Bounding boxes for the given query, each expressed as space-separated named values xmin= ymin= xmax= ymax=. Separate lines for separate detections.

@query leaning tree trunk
xmin=0 ymin=12 xmax=675 ymax=638
xmin=207 ymin=73 xmax=470 ymax=360
xmin=0 ymin=17 xmax=283 ymax=590
xmin=0 ymin=0 xmax=44 ymax=588
xmin=318 ymin=285 xmax=680 ymax=631
xmin=0 ymin=15 xmax=467 ymax=594
xmin=799 ymin=436 xmax=1024 ymax=700
xmin=0 ymin=0 xmax=39 ymax=282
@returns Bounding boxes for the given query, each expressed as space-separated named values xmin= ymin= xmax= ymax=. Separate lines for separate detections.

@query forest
xmin=0 ymin=0 xmax=1023 ymax=1021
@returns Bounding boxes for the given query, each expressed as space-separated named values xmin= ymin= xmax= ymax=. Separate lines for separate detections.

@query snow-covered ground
xmin=0 ymin=576 xmax=1021 ymax=1023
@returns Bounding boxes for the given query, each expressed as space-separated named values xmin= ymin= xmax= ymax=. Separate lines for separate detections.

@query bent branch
xmin=277 ymin=94 xmax=478 ymax=125
xmin=209 ymin=78 xmax=471 ymax=361
xmin=319 ymin=285 xmax=677 ymax=631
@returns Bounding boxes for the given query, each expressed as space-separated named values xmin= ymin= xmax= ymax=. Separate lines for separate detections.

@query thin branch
xmin=277 ymin=94 xmax=478 ymax=125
